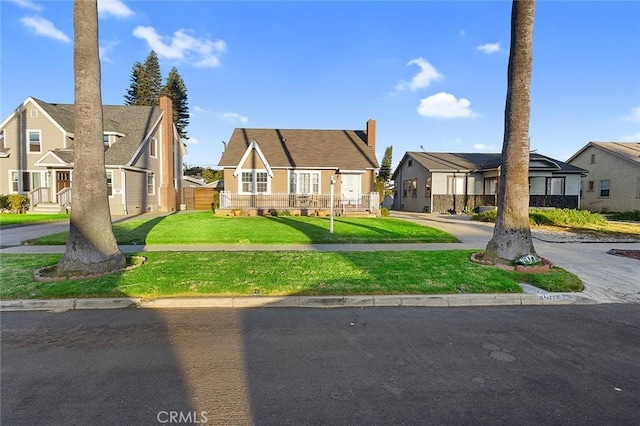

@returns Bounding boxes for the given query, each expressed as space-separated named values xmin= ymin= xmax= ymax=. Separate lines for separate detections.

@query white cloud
xmin=98 ymin=0 xmax=133 ymax=18
xmin=417 ymin=92 xmax=476 ymax=119
xmin=473 ymin=143 xmax=496 ymax=152
xmin=477 ymin=42 xmax=501 ymax=54
xmin=624 ymin=106 xmax=640 ymax=122
xmin=133 ymin=26 xmax=226 ymax=68
xmin=395 ymin=57 xmax=443 ymax=91
xmin=20 ymin=16 xmax=70 ymax=43
xmin=185 ymin=137 xmax=200 ymax=145
xmin=193 ymin=106 xmax=212 ymax=114
xmin=99 ymin=40 xmax=119 ymax=63
xmin=8 ymin=0 xmax=43 ymax=11
xmin=222 ymin=112 xmax=248 ymax=123
xmin=623 ymin=132 xmax=640 ymax=141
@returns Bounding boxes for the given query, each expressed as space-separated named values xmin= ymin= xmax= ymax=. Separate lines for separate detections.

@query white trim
xmin=26 ymin=129 xmax=42 ymax=154
xmin=233 ymin=139 xmax=274 ymax=178
xmin=125 ymin=114 xmax=163 ymax=167
xmin=0 ymin=97 xmax=69 ymax=137
xmin=288 ymin=169 xmax=322 ymax=194
xmin=35 ymin=151 xmax=72 ymax=167
xmin=106 ymin=170 xmax=114 ymax=198
xmin=237 ymin=169 xmax=271 ymax=194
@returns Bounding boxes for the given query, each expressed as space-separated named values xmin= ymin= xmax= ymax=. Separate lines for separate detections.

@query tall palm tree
xmin=57 ymin=0 xmax=125 ymax=274
xmin=483 ymin=0 xmax=537 ymax=265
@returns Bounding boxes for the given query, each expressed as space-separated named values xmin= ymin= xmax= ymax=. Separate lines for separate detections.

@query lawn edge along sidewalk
xmin=0 ymin=292 xmax=596 ymax=312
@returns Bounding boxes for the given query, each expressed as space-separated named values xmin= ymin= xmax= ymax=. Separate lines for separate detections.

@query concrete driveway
xmin=391 ymin=211 xmax=640 ymax=304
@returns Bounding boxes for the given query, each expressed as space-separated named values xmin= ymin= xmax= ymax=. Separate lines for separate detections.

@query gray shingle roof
xmin=33 ymin=98 xmax=162 ymax=166
xmin=394 ymin=151 xmax=586 ymax=178
xmin=219 ymin=127 xmax=379 ymax=170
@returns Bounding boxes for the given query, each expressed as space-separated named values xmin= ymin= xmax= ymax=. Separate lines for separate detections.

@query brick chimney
xmin=159 ymin=95 xmax=177 ymax=212
xmin=366 ymin=119 xmax=376 ymax=148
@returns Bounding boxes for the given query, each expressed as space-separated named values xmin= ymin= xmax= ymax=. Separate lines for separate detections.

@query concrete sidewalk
xmin=1 ymin=211 xmax=638 ymax=309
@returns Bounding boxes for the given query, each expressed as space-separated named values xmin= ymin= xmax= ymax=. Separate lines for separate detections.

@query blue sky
xmin=2 ymin=0 xmax=639 ymax=171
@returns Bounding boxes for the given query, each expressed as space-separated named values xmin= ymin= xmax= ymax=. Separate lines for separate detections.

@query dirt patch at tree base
xmin=607 ymin=249 xmax=640 ymax=261
xmin=34 ymin=256 xmax=146 ymax=282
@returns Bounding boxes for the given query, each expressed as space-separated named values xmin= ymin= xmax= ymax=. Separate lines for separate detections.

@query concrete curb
xmin=0 ymin=292 xmax=596 ymax=312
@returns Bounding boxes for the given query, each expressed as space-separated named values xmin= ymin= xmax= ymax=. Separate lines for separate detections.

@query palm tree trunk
xmin=57 ymin=0 xmax=125 ymax=274
xmin=483 ymin=0 xmax=537 ymax=264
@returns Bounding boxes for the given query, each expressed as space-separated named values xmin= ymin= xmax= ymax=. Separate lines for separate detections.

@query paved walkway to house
xmin=1 ymin=211 xmax=638 ymax=310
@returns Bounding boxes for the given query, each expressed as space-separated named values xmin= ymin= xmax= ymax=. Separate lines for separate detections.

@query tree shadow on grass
xmin=263 ymin=216 xmax=456 ymax=244
xmin=113 ymin=215 xmax=169 ymax=245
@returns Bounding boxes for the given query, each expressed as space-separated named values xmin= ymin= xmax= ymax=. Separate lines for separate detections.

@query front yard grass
xmin=0 ymin=213 xmax=69 ymax=227
xmin=30 ymin=211 xmax=459 ymax=245
xmin=0 ymin=250 xmax=583 ymax=300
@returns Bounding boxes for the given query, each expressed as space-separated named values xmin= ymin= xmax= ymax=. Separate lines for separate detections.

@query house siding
xmin=569 ymin=145 xmax=640 ymax=212
xmin=0 ymin=100 xmax=67 ymax=195
xmin=123 ymin=169 xmax=158 ymax=214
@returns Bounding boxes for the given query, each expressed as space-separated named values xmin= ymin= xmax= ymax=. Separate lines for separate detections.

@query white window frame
xmin=10 ymin=171 xmax=19 ymax=193
xmin=289 ymin=170 xmax=320 ymax=195
xmin=484 ymin=177 xmax=497 ymax=195
xmin=106 ymin=171 xmax=114 ymax=197
xmin=447 ymin=176 xmax=466 ymax=195
xmin=30 ymin=109 xmax=38 ymax=118
xmin=546 ymin=177 xmax=565 ymax=196
xmin=600 ymin=179 xmax=610 ymax=198
xmin=239 ymin=169 xmax=270 ymax=194
xmin=147 ymin=173 xmax=155 ymax=196
xmin=0 ymin=129 xmax=5 ymax=149
xmin=27 ymin=129 xmax=42 ymax=153
xmin=149 ymin=137 xmax=157 ymax=158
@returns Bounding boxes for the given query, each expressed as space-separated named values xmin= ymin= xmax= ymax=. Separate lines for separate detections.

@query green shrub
xmin=472 ymin=209 xmax=497 ymax=222
xmin=380 ymin=208 xmax=390 ymax=217
xmin=7 ymin=194 xmax=29 ymax=213
xmin=529 ymin=208 xmax=606 ymax=226
xmin=0 ymin=194 xmax=9 ymax=212
xmin=609 ymin=210 xmax=640 ymax=221
xmin=472 ymin=208 xmax=607 ymax=227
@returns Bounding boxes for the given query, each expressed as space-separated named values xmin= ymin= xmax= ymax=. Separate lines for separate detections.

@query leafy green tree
xmin=162 ymin=67 xmax=189 ymax=139
xmin=58 ymin=0 xmax=125 ymax=275
xmin=483 ymin=0 xmax=537 ymax=265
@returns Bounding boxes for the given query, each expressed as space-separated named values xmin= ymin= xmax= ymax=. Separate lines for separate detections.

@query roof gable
xmin=233 ymin=139 xmax=274 ymax=177
xmin=219 ymin=127 xmax=379 ymax=170
xmin=568 ymin=142 xmax=640 ymax=167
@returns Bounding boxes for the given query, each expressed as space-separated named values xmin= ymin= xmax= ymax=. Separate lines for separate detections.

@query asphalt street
xmin=1 ymin=305 xmax=639 ymax=425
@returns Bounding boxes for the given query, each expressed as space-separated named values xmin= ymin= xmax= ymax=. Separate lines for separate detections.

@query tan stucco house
xmin=567 ymin=142 xmax=640 ymax=213
xmin=0 ymin=96 xmax=185 ymax=215
xmin=217 ymin=120 xmax=380 ymax=214
xmin=391 ymin=151 xmax=586 ymax=213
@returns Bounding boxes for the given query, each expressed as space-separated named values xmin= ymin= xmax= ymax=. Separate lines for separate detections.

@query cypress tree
xmin=124 ymin=61 xmax=144 ymax=105
xmin=378 ymin=146 xmax=393 ymax=182
xmin=142 ymin=50 xmax=163 ymax=106
xmin=162 ymin=67 xmax=190 ymax=139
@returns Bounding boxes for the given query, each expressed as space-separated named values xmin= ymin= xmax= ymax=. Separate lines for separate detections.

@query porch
xmin=29 ymin=187 xmax=72 ymax=213
xmin=218 ymin=191 xmax=380 ymax=216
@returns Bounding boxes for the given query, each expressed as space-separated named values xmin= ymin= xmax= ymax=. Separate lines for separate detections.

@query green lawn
xmin=0 ymin=213 xmax=69 ymax=227
xmin=31 ymin=211 xmax=459 ymax=245
xmin=0 ymin=251 xmax=583 ymax=300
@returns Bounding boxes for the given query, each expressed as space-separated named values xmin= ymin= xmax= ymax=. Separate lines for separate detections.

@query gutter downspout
xmin=121 ymin=168 xmax=128 ymax=215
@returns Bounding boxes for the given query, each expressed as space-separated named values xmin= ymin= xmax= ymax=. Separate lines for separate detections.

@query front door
xmin=341 ymin=174 xmax=361 ymax=205
xmin=56 ymin=171 xmax=71 ymax=193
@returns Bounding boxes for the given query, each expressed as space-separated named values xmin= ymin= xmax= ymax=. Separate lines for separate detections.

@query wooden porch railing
xmin=29 ymin=187 xmax=51 ymax=208
xmin=28 ymin=186 xmax=72 ymax=212
xmin=219 ymin=192 xmax=380 ymax=213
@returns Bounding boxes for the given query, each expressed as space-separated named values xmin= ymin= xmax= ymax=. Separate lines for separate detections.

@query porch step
xmin=32 ymin=203 xmax=64 ymax=213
